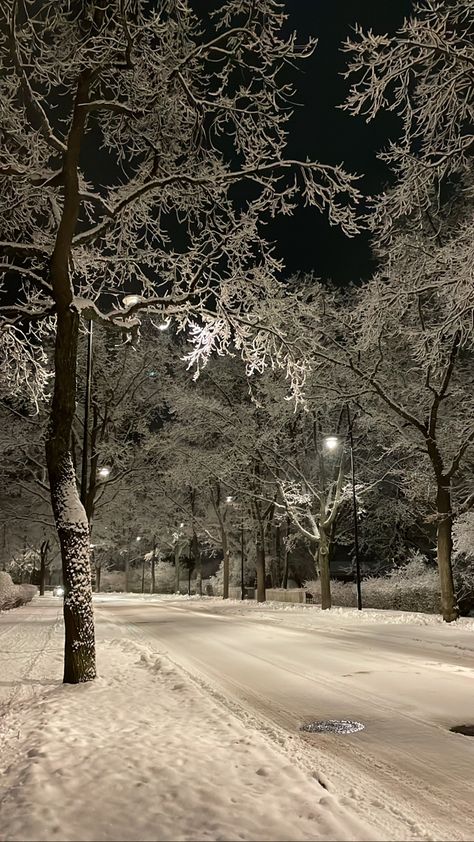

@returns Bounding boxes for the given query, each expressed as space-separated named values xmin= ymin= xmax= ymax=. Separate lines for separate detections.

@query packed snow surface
xmin=1 ymin=595 xmax=474 ymax=841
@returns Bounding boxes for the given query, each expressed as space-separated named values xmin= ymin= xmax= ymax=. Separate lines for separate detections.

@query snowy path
xmin=0 ymin=597 xmax=379 ymax=842
xmin=0 ymin=600 xmax=63 ymax=709
xmin=95 ymin=596 xmax=474 ymax=842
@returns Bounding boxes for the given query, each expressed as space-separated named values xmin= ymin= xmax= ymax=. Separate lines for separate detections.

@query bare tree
xmin=0 ymin=1 xmax=361 ymax=681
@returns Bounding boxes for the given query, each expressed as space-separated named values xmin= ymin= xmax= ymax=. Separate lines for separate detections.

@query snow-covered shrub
xmin=304 ymin=555 xmax=440 ymax=614
xmin=98 ymin=570 xmax=126 ymax=592
xmin=454 ymin=512 xmax=474 ymax=560
xmin=452 ymin=518 xmax=474 ymax=613
xmin=0 ymin=572 xmax=37 ymax=611
xmin=99 ymin=562 xmax=176 ymax=594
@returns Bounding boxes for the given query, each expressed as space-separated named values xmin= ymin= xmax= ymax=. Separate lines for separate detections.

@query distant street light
xmin=158 ymin=320 xmax=169 ymax=331
xmin=136 ymin=536 xmax=142 ymax=542
xmin=323 ymin=418 xmax=362 ymax=611
xmin=98 ymin=466 xmax=111 ymax=478
xmin=225 ymin=495 xmax=233 ymax=503
xmin=122 ymin=294 xmax=141 ymax=308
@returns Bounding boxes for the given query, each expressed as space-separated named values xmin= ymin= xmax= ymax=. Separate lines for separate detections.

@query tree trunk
xmin=191 ymin=531 xmax=202 ymax=596
xmin=282 ymin=517 xmax=290 ymax=589
xmin=39 ymin=540 xmax=49 ymax=596
xmin=47 ymin=453 xmax=95 ymax=682
xmin=317 ymin=528 xmax=331 ymax=610
xmin=220 ymin=524 xmax=230 ymax=599
xmin=95 ymin=565 xmax=101 ymax=593
xmin=141 ymin=558 xmax=146 ymax=593
xmin=150 ymin=537 xmax=156 ymax=594
xmin=124 ymin=554 xmax=130 ymax=592
xmin=256 ymin=521 xmax=266 ymax=603
xmin=45 ymin=69 xmax=96 ymax=684
xmin=174 ymin=543 xmax=181 ymax=593
xmin=436 ymin=481 xmax=459 ymax=622
xmin=46 ymin=312 xmax=96 ymax=684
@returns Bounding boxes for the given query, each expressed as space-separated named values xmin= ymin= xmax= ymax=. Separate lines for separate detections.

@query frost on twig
xmin=0 ymin=0 xmax=363 ymax=403
xmin=0 ymin=324 xmax=52 ymax=410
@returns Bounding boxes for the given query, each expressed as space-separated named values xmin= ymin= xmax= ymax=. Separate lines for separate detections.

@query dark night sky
xmin=272 ymin=0 xmax=413 ymax=284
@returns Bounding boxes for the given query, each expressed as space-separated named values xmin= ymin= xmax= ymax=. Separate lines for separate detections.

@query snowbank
xmin=0 ymin=571 xmax=37 ymax=611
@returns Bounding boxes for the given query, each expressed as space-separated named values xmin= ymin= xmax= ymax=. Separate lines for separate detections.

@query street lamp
xmin=122 ymin=294 xmax=141 ymax=308
xmin=323 ymin=416 xmax=362 ymax=611
xmin=80 ymin=319 xmax=93 ymax=507
xmin=98 ymin=466 xmax=111 ymax=479
xmin=136 ymin=536 xmax=142 ymax=542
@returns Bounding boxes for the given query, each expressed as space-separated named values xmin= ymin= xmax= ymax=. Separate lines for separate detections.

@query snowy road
xmin=95 ymin=596 xmax=474 ymax=841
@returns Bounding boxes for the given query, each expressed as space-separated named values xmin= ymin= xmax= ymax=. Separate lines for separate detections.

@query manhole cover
xmin=450 ymin=724 xmax=474 ymax=737
xmin=300 ymin=719 xmax=365 ymax=735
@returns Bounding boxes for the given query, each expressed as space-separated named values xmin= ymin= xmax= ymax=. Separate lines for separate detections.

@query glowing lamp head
xmin=324 ymin=436 xmax=340 ymax=451
xmin=122 ymin=294 xmax=141 ymax=308
xmin=98 ymin=466 xmax=111 ymax=478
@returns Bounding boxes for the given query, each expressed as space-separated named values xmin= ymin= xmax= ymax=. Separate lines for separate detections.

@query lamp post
xmin=240 ymin=520 xmax=245 ymax=600
xmin=80 ymin=319 xmax=93 ymax=506
xmin=323 ymin=414 xmax=362 ymax=611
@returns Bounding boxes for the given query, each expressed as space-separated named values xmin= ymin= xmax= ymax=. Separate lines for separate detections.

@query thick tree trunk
xmin=316 ymin=529 xmax=331 ymax=610
xmin=48 ymin=452 xmax=95 ymax=682
xmin=46 ymin=311 xmax=96 ymax=684
xmin=45 ymin=69 xmax=95 ymax=684
xmin=436 ymin=481 xmax=459 ymax=622
xmin=256 ymin=522 xmax=266 ymax=603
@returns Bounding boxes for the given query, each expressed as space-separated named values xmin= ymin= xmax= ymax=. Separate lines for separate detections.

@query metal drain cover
xmin=300 ymin=719 xmax=365 ymax=735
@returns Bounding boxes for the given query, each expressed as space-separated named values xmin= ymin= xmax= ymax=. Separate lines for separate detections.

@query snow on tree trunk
xmin=48 ymin=454 xmax=95 ymax=683
xmin=46 ymin=299 xmax=96 ymax=684
xmin=436 ymin=482 xmax=459 ymax=623
xmin=316 ymin=520 xmax=332 ymax=610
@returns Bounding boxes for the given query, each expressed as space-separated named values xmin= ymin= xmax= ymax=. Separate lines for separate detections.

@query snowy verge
xmin=0 ymin=606 xmax=383 ymax=842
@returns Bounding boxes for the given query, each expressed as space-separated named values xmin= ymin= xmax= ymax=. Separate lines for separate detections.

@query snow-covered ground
xmin=1 ymin=595 xmax=474 ymax=841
